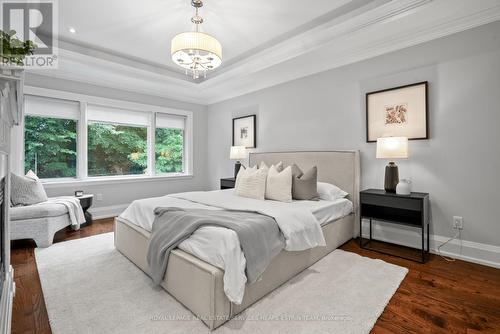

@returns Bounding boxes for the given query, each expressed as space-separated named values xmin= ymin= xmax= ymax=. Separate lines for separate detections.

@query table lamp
xmin=376 ymin=137 xmax=409 ymax=193
xmin=230 ymin=146 xmax=246 ymax=178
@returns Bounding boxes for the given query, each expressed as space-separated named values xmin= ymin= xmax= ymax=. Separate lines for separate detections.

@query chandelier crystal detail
xmin=171 ymin=0 xmax=222 ymax=79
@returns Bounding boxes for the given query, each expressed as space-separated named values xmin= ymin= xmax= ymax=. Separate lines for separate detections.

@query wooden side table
xmin=360 ymin=189 xmax=430 ymax=263
xmin=76 ymin=194 xmax=93 ymax=226
xmin=220 ymin=178 xmax=236 ymax=189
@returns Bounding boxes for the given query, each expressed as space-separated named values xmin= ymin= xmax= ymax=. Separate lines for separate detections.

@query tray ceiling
xmin=30 ymin=0 xmax=500 ymax=104
xmin=58 ymin=0 xmax=358 ymax=70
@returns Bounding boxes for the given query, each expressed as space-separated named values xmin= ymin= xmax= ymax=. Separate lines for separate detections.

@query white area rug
xmin=35 ymin=233 xmax=408 ymax=334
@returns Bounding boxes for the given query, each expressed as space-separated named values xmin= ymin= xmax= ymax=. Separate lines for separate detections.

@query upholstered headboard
xmin=249 ymin=151 xmax=360 ymax=226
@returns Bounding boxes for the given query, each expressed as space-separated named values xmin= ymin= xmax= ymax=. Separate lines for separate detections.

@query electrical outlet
xmin=96 ymin=193 xmax=103 ymax=201
xmin=453 ymin=216 xmax=463 ymax=230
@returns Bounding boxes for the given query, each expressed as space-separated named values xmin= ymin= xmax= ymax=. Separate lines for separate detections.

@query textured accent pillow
xmin=10 ymin=171 xmax=48 ymax=206
xmin=235 ymin=165 xmax=268 ymax=200
xmin=291 ymin=164 xmax=318 ymax=200
xmin=260 ymin=161 xmax=283 ymax=172
xmin=265 ymin=165 xmax=292 ymax=202
xmin=235 ymin=165 xmax=257 ymax=190
xmin=317 ymin=182 xmax=348 ymax=201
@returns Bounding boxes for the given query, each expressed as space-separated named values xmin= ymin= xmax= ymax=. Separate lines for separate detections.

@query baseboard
xmin=87 ymin=206 xmax=500 ymax=269
xmin=88 ymin=204 xmax=129 ymax=220
xmin=361 ymin=220 xmax=500 ymax=269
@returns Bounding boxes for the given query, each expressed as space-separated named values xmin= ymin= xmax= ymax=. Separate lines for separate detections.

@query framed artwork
xmin=232 ymin=115 xmax=256 ymax=148
xmin=366 ymin=81 xmax=428 ymax=142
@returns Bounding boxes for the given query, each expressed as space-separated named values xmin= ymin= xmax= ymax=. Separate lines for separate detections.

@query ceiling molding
xmin=199 ymin=0 xmax=433 ymax=87
xmin=31 ymin=48 xmax=205 ymax=104
xmin=212 ymin=0 xmax=392 ymax=74
xmin=27 ymin=0 xmax=500 ymax=106
xmin=202 ymin=1 xmax=500 ymax=104
xmin=57 ymin=38 xmax=187 ymax=80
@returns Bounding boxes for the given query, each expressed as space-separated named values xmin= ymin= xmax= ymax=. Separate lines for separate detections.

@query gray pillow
xmin=10 ymin=172 xmax=48 ymax=206
xmin=291 ymin=164 xmax=318 ymax=200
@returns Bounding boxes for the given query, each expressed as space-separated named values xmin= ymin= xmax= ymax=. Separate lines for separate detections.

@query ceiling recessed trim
xmin=29 ymin=0 xmax=500 ymax=106
xmin=203 ymin=3 xmax=500 ymax=104
xmin=199 ymin=0 xmax=434 ymax=87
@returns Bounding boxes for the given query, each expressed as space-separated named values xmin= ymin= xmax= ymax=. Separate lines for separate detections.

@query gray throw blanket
xmin=147 ymin=207 xmax=285 ymax=286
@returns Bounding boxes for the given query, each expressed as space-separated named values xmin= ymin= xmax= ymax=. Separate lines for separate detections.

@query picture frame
xmin=366 ymin=81 xmax=428 ymax=142
xmin=232 ymin=115 xmax=256 ymax=148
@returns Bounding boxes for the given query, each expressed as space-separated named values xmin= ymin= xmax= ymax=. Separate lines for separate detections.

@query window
xmin=155 ymin=113 xmax=186 ymax=174
xmin=20 ymin=93 xmax=192 ymax=182
xmin=87 ymin=104 xmax=150 ymax=177
xmin=88 ymin=123 xmax=147 ymax=176
xmin=24 ymin=96 xmax=80 ymax=178
xmin=24 ymin=116 xmax=77 ymax=178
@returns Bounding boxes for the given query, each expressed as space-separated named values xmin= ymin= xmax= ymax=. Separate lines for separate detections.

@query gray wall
xmin=206 ymin=21 xmax=500 ymax=247
xmin=23 ymin=74 xmax=209 ymax=211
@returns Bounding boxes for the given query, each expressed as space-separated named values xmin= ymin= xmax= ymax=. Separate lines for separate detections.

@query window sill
xmin=41 ymin=174 xmax=194 ymax=189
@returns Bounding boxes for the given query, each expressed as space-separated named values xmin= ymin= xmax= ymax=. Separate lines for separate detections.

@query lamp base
xmin=384 ymin=162 xmax=399 ymax=193
xmin=234 ymin=161 xmax=242 ymax=178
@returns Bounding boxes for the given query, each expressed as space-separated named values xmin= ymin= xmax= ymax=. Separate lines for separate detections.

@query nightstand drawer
xmin=220 ymin=178 xmax=236 ymax=189
xmin=361 ymin=193 xmax=422 ymax=211
xmin=360 ymin=189 xmax=430 ymax=263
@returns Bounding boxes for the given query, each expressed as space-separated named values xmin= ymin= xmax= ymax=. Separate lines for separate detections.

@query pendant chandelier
xmin=171 ymin=0 xmax=222 ymax=79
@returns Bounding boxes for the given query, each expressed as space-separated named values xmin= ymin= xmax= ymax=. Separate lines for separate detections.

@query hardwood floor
xmin=341 ymin=241 xmax=500 ymax=334
xmin=11 ymin=218 xmax=500 ymax=334
xmin=11 ymin=218 xmax=115 ymax=334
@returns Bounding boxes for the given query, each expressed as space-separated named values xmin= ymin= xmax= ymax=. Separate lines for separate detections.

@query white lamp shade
xmin=376 ymin=137 xmax=409 ymax=159
xmin=230 ymin=146 xmax=246 ymax=160
xmin=171 ymin=31 xmax=222 ymax=70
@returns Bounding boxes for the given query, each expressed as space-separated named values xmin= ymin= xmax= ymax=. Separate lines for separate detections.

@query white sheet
xmin=289 ymin=197 xmax=353 ymax=226
xmin=170 ymin=190 xmax=326 ymax=251
xmin=118 ymin=189 xmax=353 ymax=304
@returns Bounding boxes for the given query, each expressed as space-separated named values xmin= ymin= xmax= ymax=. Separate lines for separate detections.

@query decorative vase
xmin=396 ymin=179 xmax=412 ymax=195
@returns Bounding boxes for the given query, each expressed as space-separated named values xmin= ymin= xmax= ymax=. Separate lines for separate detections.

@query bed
xmin=114 ymin=150 xmax=360 ymax=329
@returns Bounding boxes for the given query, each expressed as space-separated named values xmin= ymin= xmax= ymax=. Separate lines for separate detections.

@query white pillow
xmin=26 ymin=170 xmax=40 ymax=180
xmin=235 ymin=165 xmax=257 ymax=190
xmin=260 ymin=161 xmax=283 ymax=172
xmin=235 ymin=165 xmax=268 ymax=200
xmin=10 ymin=170 xmax=48 ymax=206
xmin=265 ymin=165 xmax=292 ymax=202
xmin=317 ymin=182 xmax=348 ymax=201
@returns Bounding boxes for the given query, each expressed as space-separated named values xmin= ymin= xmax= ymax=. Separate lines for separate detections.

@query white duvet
xmin=119 ymin=189 xmax=352 ymax=304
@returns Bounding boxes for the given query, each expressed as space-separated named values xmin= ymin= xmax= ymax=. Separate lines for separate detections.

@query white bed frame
xmin=114 ymin=151 xmax=360 ymax=329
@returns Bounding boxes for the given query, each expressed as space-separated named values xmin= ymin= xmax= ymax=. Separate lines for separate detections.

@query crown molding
xmin=203 ymin=0 xmax=433 ymax=84
xmin=29 ymin=48 xmax=204 ymax=104
xmin=212 ymin=0 xmax=393 ymax=73
xmin=202 ymin=1 xmax=500 ymax=104
xmin=28 ymin=0 xmax=500 ymax=106
xmin=57 ymin=38 xmax=187 ymax=80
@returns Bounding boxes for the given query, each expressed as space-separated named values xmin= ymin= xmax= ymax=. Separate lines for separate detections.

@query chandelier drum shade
xmin=171 ymin=0 xmax=222 ymax=79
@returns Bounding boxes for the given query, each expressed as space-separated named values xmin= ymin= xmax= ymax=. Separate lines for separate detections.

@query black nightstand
xmin=76 ymin=194 xmax=93 ymax=226
xmin=360 ymin=189 xmax=429 ymax=263
xmin=220 ymin=178 xmax=236 ymax=189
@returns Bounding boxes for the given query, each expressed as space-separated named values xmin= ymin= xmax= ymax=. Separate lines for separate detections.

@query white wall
xmin=21 ymin=74 xmax=209 ymax=216
xmin=16 ymin=21 xmax=500 ymax=266
xmin=206 ymin=22 xmax=500 ymax=260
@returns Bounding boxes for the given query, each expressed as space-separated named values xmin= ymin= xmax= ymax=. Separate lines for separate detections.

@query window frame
xmin=13 ymin=86 xmax=194 ymax=186
xmin=154 ymin=113 xmax=187 ymax=176
xmin=23 ymin=114 xmax=79 ymax=181
xmin=86 ymin=120 xmax=150 ymax=178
